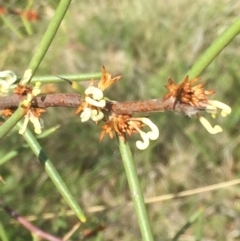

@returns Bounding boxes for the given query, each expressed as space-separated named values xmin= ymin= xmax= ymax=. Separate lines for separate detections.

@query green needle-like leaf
xmin=0 ymin=15 xmax=24 ymax=38
xmin=21 ymin=0 xmax=73 ymax=84
xmin=17 ymin=122 xmax=86 ymax=223
xmin=26 ymin=73 xmax=102 ymax=84
xmin=186 ymin=16 xmax=240 ymax=79
xmin=0 ymin=107 xmax=25 ymax=140
xmin=0 ymin=0 xmax=72 ymax=140
xmin=118 ymin=137 xmax=154 ymax=241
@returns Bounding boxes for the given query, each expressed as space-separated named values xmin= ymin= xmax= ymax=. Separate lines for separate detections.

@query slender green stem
xmin=17 ymin=72 xmax=102 ymax=84
xmin=17 ymin=121 xmax=86 ymax=223
xmin=21 ymin=0 xmax=72 ymax=84
xmin=21 ymin=16 xmax=33 ymax=36
xmin=0 ymin=107 xmax=25 ymax=140
xmin=186 ymin=16 xmax=240 ymax=79
xmin=21 ymin=0 xmax=34 ymax=35
xmin=0 ymin=126 xmax=59 ymax=165
xmin=0 ymin=147 xmax=25 ymax=165
xmin=0 ymin=15 xmax=24 ymax=38
xmin=118 ymin=137 xmax=154 ymax=241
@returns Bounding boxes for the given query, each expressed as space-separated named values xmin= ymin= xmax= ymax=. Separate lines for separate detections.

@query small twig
xmin=63 ymin=222 xmax=81 ymax=241
xmin=2 ymin=204 xmax=63 ymax=241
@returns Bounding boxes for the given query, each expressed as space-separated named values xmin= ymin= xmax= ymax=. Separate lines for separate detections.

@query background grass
xmin=1 ymin=0 xmax=240 ymax=240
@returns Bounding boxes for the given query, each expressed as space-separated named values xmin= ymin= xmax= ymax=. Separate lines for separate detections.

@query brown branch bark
xmin=0 ymin=93 xmax=206 ymax=116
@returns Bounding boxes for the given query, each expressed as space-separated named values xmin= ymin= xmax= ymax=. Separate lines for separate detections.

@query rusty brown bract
xmin=164 ymin=76 xmax=215 ymax=107
xmin=14 ymin=85 xmax=33 ymax=96
xmin=100 ymin=115 xmax=145 ymax=142
xmin=1 ymin=108 xmax=14 ymax=117
xmin=28 ymin=107 xmax=46 ymax=118
xmin=98 ymin=66 xmax=121 ymax=91
xmin=6 ymin=84 xmax=46 ymax=120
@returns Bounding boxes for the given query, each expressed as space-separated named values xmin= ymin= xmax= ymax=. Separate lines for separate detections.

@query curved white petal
xmin=128 ymin=120 xmax=150 ymax=150
xmin=19 ymin=114 xmax=30 ymax=135
xmin=136 ymin=131 xmax=150 ymax=150
xmin=29 ymin=112 xmax=42 ymax=134
xmin=91 ymin=109 xmax=104 ymax=121
xmin=199 ymin=116 xmax=222 ymax=134
xmin=140 ymin=117 xmax=159 ymax=140
xmin=20 ymin=69 xmax=32 ymax=85
xmin=85 ymin=97 xmax=106 ymax=108
xmin=80 ymin=107 xmax=92 ymax=122
xmin=85 ymin=86 xmax=104 ymax=100
xmin=208 ymin=100 xmax=231 ymax=117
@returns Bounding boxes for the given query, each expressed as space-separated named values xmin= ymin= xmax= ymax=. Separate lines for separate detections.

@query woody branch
xmin=0 ymin=93 xmax=206 ymax=115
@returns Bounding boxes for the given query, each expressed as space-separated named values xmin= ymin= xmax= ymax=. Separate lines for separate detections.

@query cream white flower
xmin=197 ymin=99 xmax=231 ymax=134
xmin=85 ymin=97 xmax=106 ymax=108
xmin=128 ymin=117 xmax=159 ymax=150
xmin=207 ymin=100 xmax=231 ymax=117
xmin=85 ymin=86 xmax=104 ymax=100
xmin=78 ymin=85 xmax=106 ymax=122
xmin=199 ymin=116 xmax=222 ymax=134
xmin=140 ymin=117 xmax=159 ymax=140
xmin=128 ymin=121 xmax=150 ymax=150
xmin=19 ymin=110 xmax=44 ymax=135
xmin=20 ymin=69 xmax=32 ymax=85
xmin=91 ymin=109 xmax=104 ymax=122
xmin=136 ymin=131 xmax=150 ymax=150
xmin=32 ymin=82 xmax=41 ymax=96
xmin=0 ymin=70 xmax=17 ymax=96
xmin=80 ymin=107 xmax=92 ymax=122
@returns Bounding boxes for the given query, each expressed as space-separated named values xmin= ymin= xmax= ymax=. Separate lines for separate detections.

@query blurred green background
xmin=1 ymin=0 xmax=240 ymax=240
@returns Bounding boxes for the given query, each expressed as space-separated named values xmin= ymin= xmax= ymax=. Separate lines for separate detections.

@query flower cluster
xmin=100 ymin=115 xmax=159 ymax=150
xmin=0 ymin=66 xmax=231 ymax=150
xmin=75 ymin=66 xmax=121 ymax=123
xmin=0 ymin=70 xmax=17 ymax=96
xmin=164 ymin=76 xmax=215 ymax=106
xmin=76 ymin=85 xmax=106 ymax=122
xmin=76 ymin=69 xmax=231 ymax=149
xmin=164 ymin=76 xmax=231 ymax=134
xmin=16 ymin=82 xmax=45 ymax=135
xmin=75 ymin=67 xmax=161 ymax=150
